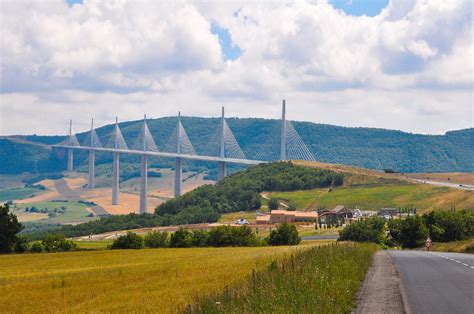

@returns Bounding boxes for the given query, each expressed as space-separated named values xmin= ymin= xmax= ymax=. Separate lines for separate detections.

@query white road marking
xmin=430 ymin=253 xmax=474 ymax=270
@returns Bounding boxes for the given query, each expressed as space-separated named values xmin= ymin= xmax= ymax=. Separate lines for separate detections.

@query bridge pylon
xmin=88 ymin=118 xmax=95 ymax=189
xmin=217 ymin=106 xmax=226 ymax=181
xmin=174 ymin=111 xmax=183 ymax=197
xmin=139 ymin=115 xmax=149 ymax=214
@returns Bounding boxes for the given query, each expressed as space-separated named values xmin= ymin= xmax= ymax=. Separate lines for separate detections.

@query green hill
xmin=1 ymin=117 xmax=473 ymax=174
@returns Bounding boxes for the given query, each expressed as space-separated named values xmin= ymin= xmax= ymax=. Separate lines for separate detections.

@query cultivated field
xmin=270 ymin=184 xmax=474 ymax=213
xmin=0 ymin=245 xmax=314 ymax=312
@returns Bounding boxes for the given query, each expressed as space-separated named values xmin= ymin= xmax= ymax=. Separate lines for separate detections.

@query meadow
xmin=430 ymin=238 xmax=474 ymax=254
xmin=0 ymin=244 xmax=318 ymax=312
xmin=194 ymin=243 xmax=377 ymax=313
xmin=270 ymin=184 xmax=474 ymax=213
xmin=11 ymin=201 xmax=95 ymax=224
xmin=0 ymin=186 xmax=44 ymax=202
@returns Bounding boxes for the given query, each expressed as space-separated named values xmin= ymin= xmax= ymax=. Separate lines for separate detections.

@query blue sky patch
xmin=67 ymin=0 xmax=82 ymax=6
xmin=329 ymin=0 xmax=389 ymax=17
xmin=211 ymin=22 xmax=243 ymax=61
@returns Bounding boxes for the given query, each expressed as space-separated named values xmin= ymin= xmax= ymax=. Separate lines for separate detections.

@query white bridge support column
xmin=217 ymin=106 xmax=226 ymax=181
xmin=67 ymin=119 xmax=74 ymax=171
xmin=67 ymin=148 xmax=74 ymax=172
xmin=112 ymin=152 xmax=119 ymax=205
xmin=175 ymin=157 xmax=182 ymax=197
xmin=88 ymin=150 xmax=95 ymax=189
xmin=174 ymin=111 xmax=182 ymax=197
xmin=140 ymin=154 xmax=148 ymax=213
xmin=280 ymin=100 xmax=287 ymax=161
xmin=88 ymin=118 xmax=95 ymax=189
xmin=139 ymin=115 xmax=148 ymax=214
xmin=112 ymin=117 xmax=120 ymax=205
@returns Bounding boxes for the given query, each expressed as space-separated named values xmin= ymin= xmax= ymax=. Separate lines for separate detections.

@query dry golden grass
xmin=0 ymin=245 xmax=315 ymax=312
xmin=405 ymin=173 xmax=474 ymax=185
xmin=430 ymin=238 xmax=474 ymax=254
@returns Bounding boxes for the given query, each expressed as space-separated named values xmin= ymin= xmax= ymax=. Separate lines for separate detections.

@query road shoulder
xmin=353 ymin=250 xmax=409 ymax=314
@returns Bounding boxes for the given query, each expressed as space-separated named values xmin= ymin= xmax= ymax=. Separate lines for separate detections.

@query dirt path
xmin=353 ymin=250 xmax=408 ymax=314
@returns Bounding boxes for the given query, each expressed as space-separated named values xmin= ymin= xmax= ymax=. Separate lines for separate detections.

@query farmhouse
xmin=256 ymin=210 xmax=318 ymax=224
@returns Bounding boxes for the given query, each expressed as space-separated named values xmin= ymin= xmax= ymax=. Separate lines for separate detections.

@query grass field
xmin=270 ymin=184 xmax=474 ymax=213
xmin=0 ymin=186 xmax=45 ymax=202
xmin=0 ymin=245 xmax=319 ymax=312
xmin=194 ymin=243 xmax=377 ymax=313
xmin=218 ymin=211 xmax=259 ymax=223
xmin=11 ymin=201 xmax=96 ymax=224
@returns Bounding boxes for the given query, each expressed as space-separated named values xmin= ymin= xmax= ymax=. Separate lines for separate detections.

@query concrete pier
xmin=88 ymin=150 xmax=95 ymax=189
xmin=67 ymin=149 xmax=73 ymax=171
xmin=139 ymin=154 xmax=148 ymax=213
xmin=175 ymin=157 xmax=182 ymax=197
xmin=280 ymin=100 xmax=287 ymax=161
xmin=112 ymin=152 xmax=119 ymax=205
xmin=217 ymin=106 xmax=226 ymax=181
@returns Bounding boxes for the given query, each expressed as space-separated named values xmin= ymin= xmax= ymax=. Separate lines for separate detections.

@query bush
xmin=395 ymin=216 xmax=429 ymax=248
xmin=338 ymin=217 xmax=386 ymax=244
xmin=424 ymin=210 xmax=474 ymax=242
xmin=268 ymin=198 xmax=279 ymax=210
xmin=144 ymin=231 xmax=168 ymax=248
xmin=192 ymin=230 xmax=210 ymax=247
xmin=209 ymin=225 xmax=261 ymax=247
xmin=111 ymin=232 xmax=144 ymax=249
xmin=41 ymin=234 xmax=78 ymax=252
xmin=14 ymin=235 xmax=30 ymax=253
xmin=170 ymin=228 xmax=193 ymax=248
xmin=29 ymin=242 xmax=44 ymax=253
xmin=268 ymin=223 xmax=301 ymax=246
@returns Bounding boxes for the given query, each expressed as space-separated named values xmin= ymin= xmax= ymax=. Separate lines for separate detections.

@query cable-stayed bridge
xmin=53 ymin=100 xmax=316 ymax=213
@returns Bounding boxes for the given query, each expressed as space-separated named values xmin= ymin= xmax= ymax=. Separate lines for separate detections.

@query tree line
xmin=339 ymin=210 xmax=474 ymax=248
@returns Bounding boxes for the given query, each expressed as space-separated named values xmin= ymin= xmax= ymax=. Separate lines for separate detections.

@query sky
xmin=0 ymin=0 xmax=472 ymax=136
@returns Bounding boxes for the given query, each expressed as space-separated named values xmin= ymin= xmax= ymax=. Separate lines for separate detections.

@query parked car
xmin=236 ymin=218 xmax=249 ymax=225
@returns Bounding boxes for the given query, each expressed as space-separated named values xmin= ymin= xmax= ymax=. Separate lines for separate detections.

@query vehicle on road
xmin=236 ymin=218 xmax=249 ymax=225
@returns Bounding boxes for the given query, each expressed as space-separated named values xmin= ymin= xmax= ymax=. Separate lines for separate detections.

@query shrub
xmin=170 ymin=228 xmax=193 ymax=248
xmin=424 ymin=210 xmax=474 ymax=242
xmin=41 ymin=234 xmax=78 ymax=252
xmin=268 ymin=198 xmax=279 ymax=210
xmin=29 ymin=242 xmax=44 ymax=253
xmin=14 ymin=235 xmax=30 ymax=253
xmin=192 ymin=230 xmax=210 ymax=247
xmin=268 ymin=223 xmax=301 ymax=246
xmin=209 ymin=225 xmax=261 ymax=247
xmin=111 ymin=232 xmax=144 ymax=249
xmin=144 ymin=231 xmax=168 ymax=248
xmin=338 ymin=217 xmax=386 ymax=244
xmin=396 ymin=216 xmax=429 ymax=248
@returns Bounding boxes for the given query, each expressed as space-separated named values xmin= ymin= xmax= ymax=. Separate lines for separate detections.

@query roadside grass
xmin=192 ymin=242 xmax=378 ymax=313
xmin=431 ymin=238 xmax=474 ymax=254
xmin=270 ymin=184 xmax=474 ymax=213
xmin=0 ymin=245 xmax=320 ymax=312
xmin=0 ymin=186 xmax=44 ymax=202
xmin=12 ymin=201 xmax=96 ymax=224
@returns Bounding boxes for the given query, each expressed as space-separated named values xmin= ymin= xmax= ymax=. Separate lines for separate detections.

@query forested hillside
xmin=1 ymin=117 xmax=473 ymax=174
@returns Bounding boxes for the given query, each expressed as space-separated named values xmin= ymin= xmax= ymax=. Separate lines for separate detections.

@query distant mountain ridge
xmin=1 ymin=117 xmax=472 ymax=174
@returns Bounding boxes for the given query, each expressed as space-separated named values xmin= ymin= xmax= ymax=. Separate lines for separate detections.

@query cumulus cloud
xmin=0 ymin=0 xmax=472 ymax=135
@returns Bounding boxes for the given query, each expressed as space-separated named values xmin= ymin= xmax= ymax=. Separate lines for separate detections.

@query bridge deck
xmin=53 ymin=145 xmax=266 ymax=165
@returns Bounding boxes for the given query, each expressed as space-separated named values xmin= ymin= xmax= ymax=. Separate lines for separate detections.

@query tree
xmin=144 ymin=231 xmax=168 ymax=248
xmin=170 ymin=228 xmax=193 ymax=248
xmin=268 ymin=223 xmax=301 ymax=246
xmin=192 ymin=230 xmax=210 ymax=247
xmin=0 ymin=203 xmax=23 ymax=253
xmin=111 ymin=232 xmax=144 ymax=249
xmin=396 ymin=216 xmax=429 ymax=248
xmin=268 ymin=198 xmax=279 ymax=210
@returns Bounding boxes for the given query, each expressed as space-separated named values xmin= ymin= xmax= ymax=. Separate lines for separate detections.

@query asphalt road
xmin=389 ymin=250 xmax=474 ymax=314
xmin=412 ymin=179 xmax=474 ymax=191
